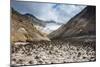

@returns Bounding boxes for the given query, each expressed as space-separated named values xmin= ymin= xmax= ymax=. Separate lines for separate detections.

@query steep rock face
xmin=11 ymin=8 xmax=50 ymax=42
xmin=48 ymin=6 xmax=96 ymax=39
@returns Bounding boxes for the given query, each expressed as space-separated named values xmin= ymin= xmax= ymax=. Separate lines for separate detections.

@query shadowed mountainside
xmin=48 ymin=6 xmax=96 ymax=39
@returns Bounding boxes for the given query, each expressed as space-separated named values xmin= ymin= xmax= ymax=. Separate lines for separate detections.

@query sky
xmin=11 ymin=0 xmax=86 ymax=23
xmin=11 ymin=0 xmax=86 ymax=32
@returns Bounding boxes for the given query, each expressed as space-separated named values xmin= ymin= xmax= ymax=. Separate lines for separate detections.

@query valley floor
xmin=11 ymin=39 xmax=96 ymax=66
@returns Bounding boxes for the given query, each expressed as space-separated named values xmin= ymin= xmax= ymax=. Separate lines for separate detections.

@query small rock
xmin=77 ymin=52 xmax=81 ymax=57
xmin=35 ymin=56 xmax=40 ymax=59
xmin=29 ymin=61 xmax=33 ymax=64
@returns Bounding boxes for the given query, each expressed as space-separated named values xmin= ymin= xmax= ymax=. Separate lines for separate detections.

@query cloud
xmin=52 ymin=4 xmax=86 ymax=23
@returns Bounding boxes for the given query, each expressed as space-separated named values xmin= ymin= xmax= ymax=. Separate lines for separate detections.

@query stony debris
xmin=11 ymin=39 xmax=96 ymax=65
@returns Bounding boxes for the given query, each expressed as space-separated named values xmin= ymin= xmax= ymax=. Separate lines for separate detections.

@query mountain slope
xmin=48 ymin=6 xmax=96 ymax=39
xmin=11 ymin=8 xmax=50 ymax=42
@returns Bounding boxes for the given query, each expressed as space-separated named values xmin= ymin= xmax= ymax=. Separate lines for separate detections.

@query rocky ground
xmin=11 ymin=39 xmax=96 ymax=66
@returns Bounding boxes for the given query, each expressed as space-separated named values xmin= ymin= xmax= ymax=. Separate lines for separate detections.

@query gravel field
xmin=11 ymin=39 xmax=96 ymax=66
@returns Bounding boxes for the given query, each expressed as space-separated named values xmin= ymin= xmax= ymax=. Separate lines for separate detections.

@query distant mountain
xmin=48 ymin=6 xmax=96 ymax=39
xmin=24 ymin=14 xmax=63 ymax=33
xmin=44 ymin=20 xmax=63 ymax=25
xmin=11 ymin=8 xmax=50 ymax=42
xmin=24 ymin=13 xmax=46 ymax=27
xmin=40 ymin=20 xmax=63 ymax=33
xmin=24 ymin=13 xmax=63 ymax=26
